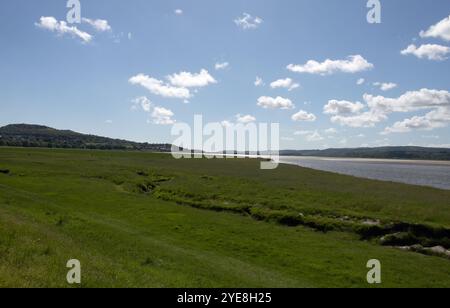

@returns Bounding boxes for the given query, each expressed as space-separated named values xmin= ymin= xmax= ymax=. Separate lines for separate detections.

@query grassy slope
xmin=0 ymin=147 xmax=449 ymax=288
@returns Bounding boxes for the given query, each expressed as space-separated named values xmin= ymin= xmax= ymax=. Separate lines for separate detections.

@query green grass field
xmin=0 ymin=147 xmax=449 ymax=288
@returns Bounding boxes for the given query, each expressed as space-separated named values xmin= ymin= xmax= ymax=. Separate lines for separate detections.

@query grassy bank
xmin=0 ymin=147 xmax=449 ymax=287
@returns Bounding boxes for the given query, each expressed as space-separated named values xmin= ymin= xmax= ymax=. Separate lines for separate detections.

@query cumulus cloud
xmin=130 ymin=70 xmax=216 ymax=101
xmin=401 ymin=44 xmax=450 ymax=61
xmin=131 ymin=96 xmax=175 ymax=125
xmin=365 ymin=89 xmax=450 ymax=113
xmin=167 ymin=69 xmax=217 ymax=88
xmin=419 ymin=14 xmax=450 ymax=41
xmin=291 ymin=110 xmax=317 ymax=122
xmin=270 ymin=78 xmax=300 ymax=91
xmin=383 ymin=107 xmax=450 ymax=134
xmin=324 ymin=100 xmax=365 ymax=115
xmin=129 ymin=74 xmax=191 ymax=99
xmin=330 ymin=110 xmax=387 ymax=128
xmin=215 ymin=62 xmax=229 ymax=70
xmin=287 ymin=55 xmax=374 ymax=75
xmin=257 ymin=96 xmax=295 ymax=110
xmin=325 ymin=89 xmax=450 ymax=132
xmin=234 ymin=13 xmax=263 ymax=30
xmin=373 ymin=82 xmax=398 ymax=91
xmin=152 ymin=107 xmax=176 ymax=125
xmin=235 ymin=114 xmax=256 ymax=124
xmin=36 ymin=16 xmax=92 ymax=43
xmin=175 ymin=9 xmax=183 ymax=15
xmin=82 ymin=18 xmax=111 ymax=32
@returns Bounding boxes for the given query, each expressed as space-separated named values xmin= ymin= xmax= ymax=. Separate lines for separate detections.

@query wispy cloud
xmin=129 ymin=74 xmax=191 ymax=99
xmin=215 ymin=62 xmax=230 ymax=70
xmin=234 ymin=13 xmax=263 ymax=30
xmin=270 ymin=78 xmax=300 ymax=91
xmin=254 ymin=76 xmax=264 ymax=87
xmin=36 ymin=16 xmax=92 ymax=43
xmin=82 ymin=18 xmax=111 ymax=32
xmin=373 ymin=82 xmax=398 ymax=91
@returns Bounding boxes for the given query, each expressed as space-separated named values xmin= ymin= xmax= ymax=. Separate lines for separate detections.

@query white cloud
xmin=324 ymin=100 xmax=365 ymax=115
xmin=326 ymin=89 xmax=450 ymax=131
xmin=383 ymin=107 xmax=450 ymax=134
xmin=419 ymin=14 xmax=450 ymax=41
xmin=257 ymin=96 xmax=295 ymax=110
xmin=82 ymin=18 xmax=111 ymax=32
xmin=129 ymin=74 xmax=191 ymax=99
xmin=152 ymin=107 xmax=176 ymax=125
xmin=131 ymin=96 xmax=175 ymax=125
xmin=292 ymin=110 xmax=317 ymax=122
xmin=215 ymin=62 xmax=229 ymax=70
xmin=330 ymin=110 xmax=387 ymax=128
xmin=105 ymin=120 xmax=113 ymax=124
xmin=36 ymin=16 xmax=92 ymax=43
xmin=401 ymin=44 xmax=450 ymax=61
xmin=235 ymin=114 xmax=256 ymax=124
xmin=357 ymin=78 xmax=365 ymax=85
xmin=255 ymin=76 xmax=264 ymax=87
xmin=365 ymin=89 xmax=450 ymax=113
xmin=270 ymin=78 xmax=300 ymax=91
xmin=175 ymin=9 xmax=184 ymax=15
xmin=167 ymin=69 xmax=217 ymax=88
xmin=373 ymin=82 xmax=398 ymax=91
xmin=234 ymin=13 xmax=263 ymax=30
xmin=287 ymin=55 xmax=374 ymax=75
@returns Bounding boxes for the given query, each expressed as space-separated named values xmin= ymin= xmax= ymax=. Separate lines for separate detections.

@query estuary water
xmin=279 ymin=156 xmax=450 ymax=190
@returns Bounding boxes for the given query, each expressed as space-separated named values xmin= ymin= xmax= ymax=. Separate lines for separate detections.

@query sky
xmin=1 ymin=0 xmax=450 ymax=149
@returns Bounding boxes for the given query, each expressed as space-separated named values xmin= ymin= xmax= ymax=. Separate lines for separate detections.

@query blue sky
xmin=1 ymin=0 xmax=450 ymax=149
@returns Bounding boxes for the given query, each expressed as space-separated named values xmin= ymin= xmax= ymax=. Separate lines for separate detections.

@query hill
xmin=280 ymin=146 xmax=450 ymax=161
xmin=2 ymin=124 xmax=449 ymax=160
xmin=0 ymin=124 xmax=171 ymax=151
